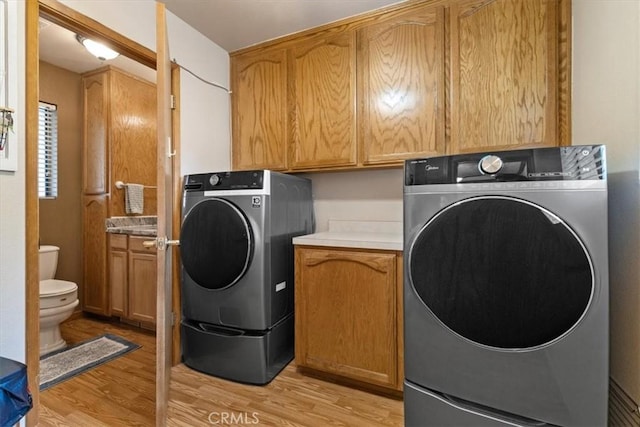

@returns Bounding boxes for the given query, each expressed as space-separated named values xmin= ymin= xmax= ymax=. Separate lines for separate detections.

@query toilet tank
xmin=39 ymin=245 xmax=59 ymax=281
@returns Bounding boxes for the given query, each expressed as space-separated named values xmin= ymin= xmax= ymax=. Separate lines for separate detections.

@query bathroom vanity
xmin=106 ymin=217 xmax=157 ymax=329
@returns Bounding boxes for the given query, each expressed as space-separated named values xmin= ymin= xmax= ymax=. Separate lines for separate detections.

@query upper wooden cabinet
xmin=230 ymin=0 xmax=570 ymax=172
xmin=449 ymin=0 xmax=561 ymax=153
xmin=82 ymin=72 xmax=108 ymax=194
xmin=232 ymin=49 xmax=288 ymax=171
xmin=289 ymin=32 xmax=358 ymax=170
xmin=358 ymin=5 xmax=446 ymax=165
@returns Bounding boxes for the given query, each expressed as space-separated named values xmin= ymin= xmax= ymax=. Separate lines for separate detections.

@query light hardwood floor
xmin=40 ymin=316 xmax=404 ymax=426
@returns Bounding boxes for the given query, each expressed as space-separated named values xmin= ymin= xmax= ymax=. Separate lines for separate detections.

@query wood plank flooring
xmin=40 ymin=316 xmax=404 ymax=426
xmin=39 ymin=316 xmax=156 ymax=426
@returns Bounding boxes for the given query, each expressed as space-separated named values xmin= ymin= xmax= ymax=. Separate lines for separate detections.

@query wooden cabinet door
xmin=128 ymin=236 xmax=157 ymax=324
xmin=82 ymin=194 xmax=109 ymax=315
xmin=295 ymin=247 xmax=398 ymax=388
xmin=358 ymin=5 xmax=445 ymax=165
xmin=232 ymin=49 xmax=288 ymax=171
xmin=289 ymin=32 xmax=357 ymax=169
xmin=82 ymin=72 xmax=109 ymax=194
xmin=109 ymin=234 xmax=128 ymax=317
xmin=449 ymin=0 xmax=559 ymax=153
xmin=109 ymin=69 xmax=157 ymax=216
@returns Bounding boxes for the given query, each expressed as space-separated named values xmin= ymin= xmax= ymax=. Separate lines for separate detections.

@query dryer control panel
xmin=184 ymin=171 xmax=265 ymax=192
xmin=405 ymin=145 xmax=606 ymax=186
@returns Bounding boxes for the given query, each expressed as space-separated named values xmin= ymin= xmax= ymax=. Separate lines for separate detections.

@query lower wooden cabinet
xmin=109 ymin=234 xmax=157 ymax=325
xmin=294 ymin=246 xmax=403 ymax=392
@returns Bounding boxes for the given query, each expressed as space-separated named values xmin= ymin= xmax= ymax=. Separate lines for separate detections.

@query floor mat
xmin=39 ymin=334 xmax=140 ymax=391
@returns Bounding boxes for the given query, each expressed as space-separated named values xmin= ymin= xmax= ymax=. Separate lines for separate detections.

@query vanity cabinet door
xmin=128 ymin=236 xmax=157 ymax=324
xmin=109 ymin=234 xmax=128 ymax=317
xmin=295 ymin=246 xmax=400 ymax=390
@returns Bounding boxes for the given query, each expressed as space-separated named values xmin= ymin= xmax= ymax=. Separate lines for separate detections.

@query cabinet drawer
xmin=129 ymin=235 xmax=156 ymax=252
xmin=110 ymin=234 xmax=128 ymax=250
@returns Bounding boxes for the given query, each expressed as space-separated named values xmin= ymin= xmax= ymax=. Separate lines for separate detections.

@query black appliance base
xmin=181 ymin=314 xmax=293 ymax=385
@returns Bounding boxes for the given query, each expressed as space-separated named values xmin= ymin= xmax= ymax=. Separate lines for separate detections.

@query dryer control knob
xmin=479 ymin=155 xmax=503 ymax=175
xmin=209 ymin=174 xmax=221 ymax=186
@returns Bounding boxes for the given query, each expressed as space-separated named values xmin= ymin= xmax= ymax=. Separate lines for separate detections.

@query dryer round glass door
xmin=408 ymin=196 xmax=593 ymax=350
xmin=180 ymin=198 xmax=253 ymax=290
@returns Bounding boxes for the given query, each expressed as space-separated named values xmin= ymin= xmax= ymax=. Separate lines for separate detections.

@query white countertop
xmin=292 ymin=220 xmax=403 ymax=251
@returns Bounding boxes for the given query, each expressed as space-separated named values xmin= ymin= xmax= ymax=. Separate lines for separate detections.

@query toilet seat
xmin=40 ymin=279 xmax=78 ymax=309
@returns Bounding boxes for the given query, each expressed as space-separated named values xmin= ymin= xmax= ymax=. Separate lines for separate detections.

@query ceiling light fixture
xmin=76 ymin=35 xmax=119 ymax=61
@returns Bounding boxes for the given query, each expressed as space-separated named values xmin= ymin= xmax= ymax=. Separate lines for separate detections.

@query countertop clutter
xmin=106 ymin=216 xmax=157 ymax=236
xmin=292 ymin=220 xmax=402 ymax=251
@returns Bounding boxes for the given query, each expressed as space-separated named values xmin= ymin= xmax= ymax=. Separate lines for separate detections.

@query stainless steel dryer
xmin=403 ymin=146 xmax=608 ymax=426
xmin=180 ymin=170 xmax=313 ymax=384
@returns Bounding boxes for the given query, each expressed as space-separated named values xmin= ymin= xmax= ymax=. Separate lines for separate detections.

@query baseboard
xmin=610 ymin=377 xmax=640 ymax=427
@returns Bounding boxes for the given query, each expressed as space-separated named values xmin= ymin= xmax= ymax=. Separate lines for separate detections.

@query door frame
xmin=25 ymin=0 xmax=180 ymax=424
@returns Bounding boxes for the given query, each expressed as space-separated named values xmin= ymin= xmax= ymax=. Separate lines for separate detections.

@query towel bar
xmin=115 ymin=180 xmax=157 ymax=189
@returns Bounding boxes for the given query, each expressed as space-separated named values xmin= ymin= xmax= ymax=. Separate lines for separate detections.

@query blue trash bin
xmin=0 ymin=357 xmax=32 ymax=427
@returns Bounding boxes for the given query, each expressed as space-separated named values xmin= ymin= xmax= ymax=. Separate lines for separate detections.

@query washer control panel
xmin=405 ymin=145 xmax=606 ymax=186
xmin=184 ymin=170 xmax=265 ymax=191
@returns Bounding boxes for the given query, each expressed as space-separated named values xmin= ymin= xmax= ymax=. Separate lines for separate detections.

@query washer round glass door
xmin=408 ymin=196 xmax=593 ymax=350
xmin=180 ymin=198 xmax=253 ymax=290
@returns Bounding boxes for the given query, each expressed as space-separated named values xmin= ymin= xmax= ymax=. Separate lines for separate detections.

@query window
xmin=38 ymin=102 xmax=58 ymax=199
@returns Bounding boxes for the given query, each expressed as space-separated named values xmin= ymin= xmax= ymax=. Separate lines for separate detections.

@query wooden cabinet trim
xmin=230 ymin=0 xmax=452 ymax=57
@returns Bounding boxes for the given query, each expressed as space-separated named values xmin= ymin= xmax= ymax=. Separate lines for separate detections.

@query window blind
xmin=38 ymin=102 xmax=58 ymax=199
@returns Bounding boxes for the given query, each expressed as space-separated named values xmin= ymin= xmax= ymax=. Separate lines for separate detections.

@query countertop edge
xmin=293 ymin=233 xmax=403 ymax=252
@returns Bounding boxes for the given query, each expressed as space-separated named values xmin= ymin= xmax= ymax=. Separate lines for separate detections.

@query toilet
xmin=39 ymin=245 xmax=79 ymax=356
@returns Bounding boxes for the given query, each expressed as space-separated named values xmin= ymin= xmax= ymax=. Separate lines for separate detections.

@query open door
xmin=156 ymin=2 xmax=174 ymax=425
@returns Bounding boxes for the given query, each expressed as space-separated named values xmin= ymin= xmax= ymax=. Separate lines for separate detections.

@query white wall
xmin=0 ymin=0 xmax=26 ymax=363
xmin=166 ymin=12 xmax=231 ymax=175
xmin=303 ymin=169 xmax=403 ymax=232
xmin=572 ymin=0 xmax=640 ymax=405
xmin=573 ymin=0 xmax=640 ymax=174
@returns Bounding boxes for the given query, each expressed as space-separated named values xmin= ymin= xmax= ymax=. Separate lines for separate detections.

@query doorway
xmin=25 ymin=1 xmax=178 ymax=425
